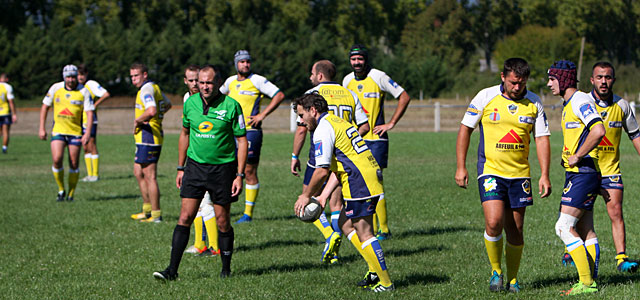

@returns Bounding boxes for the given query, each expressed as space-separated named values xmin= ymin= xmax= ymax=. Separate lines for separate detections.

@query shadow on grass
xmin=236 ymin=239 xmax=321 ymax=252
xmin=385 ymin=245 xmax=450 ymax=257
xmin=395 ymin=272 xmax=450 ymax=287
xmin=87 ymin=194 xmax=139 ymax=201
xmin=236 ymin=257 xmax=358 ymax=276
xmin=600 ymin=272 xmax=640 ymax=285
xmin=528 ymin=274 xmax=576 ymax=288
xmin=394 ymin=226 xmax=475 ymax=239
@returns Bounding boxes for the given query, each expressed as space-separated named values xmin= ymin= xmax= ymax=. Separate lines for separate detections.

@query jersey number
xmin=328 ymin=105 xmax=354 ymax=123
xmin=346 ymin=127 xmax=367 ymax=154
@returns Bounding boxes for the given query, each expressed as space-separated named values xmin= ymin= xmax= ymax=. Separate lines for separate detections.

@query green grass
xmin=2 ymin=131 xmax=640 ymax=299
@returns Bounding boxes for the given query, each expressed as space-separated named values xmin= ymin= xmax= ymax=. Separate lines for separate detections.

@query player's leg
xmin=604 ymin=188 xmax=637 ymax=272
xmin=352 ymin=213 xmax=393 ymax=291
xmin=132 ymin=162 xmax=151 ymax=219
xmin=90 ymin=124 xmax=99 ymax=179
xmin=556 ymin=206 xmax=594 ymax=286
xmin=66 ymin=142 xmax=82 ymax=201
xmin=503 ymin=207 xmax=526 ymax=292
xmin=190 ymin=206 xmax=206 ymax=253
xmin=81 ymin=126 xmax=93 ymax=181
xmin=202 ymin=196 xmax=219 ymax=254
xmin=576 ymin=210 xmax=599 ymax=278
xmin=141 ymin=162 xmax=161 ymax=222
xmin=51 ymin=139 xmax=67 ymax=201
xmin=215 ymin=202 xmax=233 ymax=277
xmin=1 ymin=123 xmax=9 ymax=153
xmin=303 ymin=165 xmax=334 ymax=238
xmin=237 ymin=162 xmax=258 ymax=223
xmin=367 ymin=140 xmax=390 ymax=239
xmin=482 ymin=200 xmax=505 ymax=291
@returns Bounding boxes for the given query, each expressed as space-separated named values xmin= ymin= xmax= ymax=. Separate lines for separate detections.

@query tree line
xmin=2 ymin=0 xmax=640 ymax=102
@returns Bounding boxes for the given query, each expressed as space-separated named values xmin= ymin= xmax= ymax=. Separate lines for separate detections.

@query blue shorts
xmin=365 ymin=140 xmax=388 ymax=169
xmin=135 ymin=144 xmax=162 ymax=164
xmin=601 ymin=175 xmax=623 ymax=190
xmin=478 ymin=175 xmax=533 ymax=208
xmin=0 ymin=115 xmax=12 ymax=126
xmin=561 ymin=172 xmax=600 ymax=211
xmin=344 ymin=196 xmax=380 ymax=219
xmin=246 ymin=130 xmax=263 ymax=165
xmin=51 ymin=134 xmax=82 ymax=146
xmin=82 ymin=123 xmax=98 ymax=138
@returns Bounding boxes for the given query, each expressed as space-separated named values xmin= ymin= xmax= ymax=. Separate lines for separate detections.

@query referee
xmin=154 ymin=65 xmax=248 ymax=280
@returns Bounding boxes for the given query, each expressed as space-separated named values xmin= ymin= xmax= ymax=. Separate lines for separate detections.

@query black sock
xmin=168 ymin=225 xmax=190 ymax=274
xmin=219 ymin=227 xmax=234 ymax=273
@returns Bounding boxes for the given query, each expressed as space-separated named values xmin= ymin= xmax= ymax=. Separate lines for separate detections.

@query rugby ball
xmin=298 ymin=197 xmax=323 ymax=223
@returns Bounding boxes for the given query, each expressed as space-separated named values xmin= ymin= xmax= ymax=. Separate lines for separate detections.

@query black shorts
xmin=180 ymin=158 xmax=239 ymax=205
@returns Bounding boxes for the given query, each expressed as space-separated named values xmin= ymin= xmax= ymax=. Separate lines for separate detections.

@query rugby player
xmin=0 ymin=73 xmax=17 ymax=154
xmin=455 ymin=58 xmax=551 ymax=292
xmin=220 ymin=50 xmax=285 ymax=224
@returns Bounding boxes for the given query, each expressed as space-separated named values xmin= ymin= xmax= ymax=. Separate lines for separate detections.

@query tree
xmin=469 ymin=0 xmax=522 ymax=70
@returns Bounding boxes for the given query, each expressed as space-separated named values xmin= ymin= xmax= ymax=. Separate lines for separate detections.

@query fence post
xmin=290 ymin=107 xmax=297 ymax=132
xmin=434 ymin=101 xmax=441 ymax=132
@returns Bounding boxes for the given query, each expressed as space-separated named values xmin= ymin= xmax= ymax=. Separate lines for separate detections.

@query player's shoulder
xmin=343 ymin=72 xmax=356 ymax=85
xmin=304 ymin=85 xmax=320 ymax=94
xmin=183 ymin=92 xmax=191 ymax=103
xmin=224 ymin=75 xmax=238 ymax=85
xmin=612 ymin=94 xmax=632 ymax=110
xmin=473 ymin=85 xmax=502 ymax=101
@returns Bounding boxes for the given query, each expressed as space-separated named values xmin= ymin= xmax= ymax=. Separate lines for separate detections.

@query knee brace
xmin=555 ymin=213 xmax=582 ymax=250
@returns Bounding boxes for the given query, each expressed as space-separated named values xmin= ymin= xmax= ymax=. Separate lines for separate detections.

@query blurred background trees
xmin=2 ymin=0 xmax=640 ymax=101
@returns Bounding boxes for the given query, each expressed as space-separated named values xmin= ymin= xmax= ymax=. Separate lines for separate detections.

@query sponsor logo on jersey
xmin=496 ymin=129 xmax=525 ymax=151
xmin=508 ymin=104 xmax=518 ymax=115
xmin=597 ymin=136 xmax=615 ymax=152
xmin=388 ymin=79 xmax=399 ymax=89
xmin=519 ymin=116 xmax=534 ymax=124
xmin=70 ymin=100 xmax=83 ymax=105
xmin=319 ymin=88 xmax=347 ymax=97
xmin=363 ymin=92 xmax=380 ymax=98
xmin=600 ymin=111 xmax=608 ymax=120
xmin=483 ymin=177 xmax=497 ymax=192
xmin=238 ymin=115 xmax=245 ymax=129
xmin=213 ymin=110 xmax=227 ymax=120
xmin=66 ymin=93 xmax=71 ymax=99
xmin=314 ymin=142 xmax=323 ymax=157
xmin=563 ymin=181 xmax=572 ymax=194
xmin=489 ymin=108 xmax=500 ymax=121
xmin=239 ymin=90 xmax=256 ymax=95
xmin=198 ymin=121 xmax=214 ymax=133
xmin=579 ymin=103 xmax=596 ymax=118
xmin=522 ymin=179 xmax=531 ymax=194
xmin=466 ymin=104 xmax=480 ymax=116
xmin=561 ymin=196 xmax=572 ymax=202
xmin=135 ymin=103 xmax=143 ymax=110
xmin=519 ymin=196 xmax=533 ymax=203
xmin=143 ymin=94 xmax=154 ymax=103
xmin=357 ymin=84 xmax=363 ymax=93
xmin=565 ymin=122 xmax=580 ymax=129
xmin=59 ymin=108 xmax=74 ymax=116
xmin=609 ymin=121 xmax=622 ymax=128
xmin=55 ymin=97 xmax=61 ymax=103
xmin=236 ymin=84 xmax=241 ymax=90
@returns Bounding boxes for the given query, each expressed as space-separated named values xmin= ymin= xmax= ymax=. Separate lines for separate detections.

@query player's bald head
xmin=313 ymin=60 xmax=336 ymax=81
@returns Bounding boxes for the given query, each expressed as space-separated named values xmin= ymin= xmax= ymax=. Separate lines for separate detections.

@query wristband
xmin=236 ymin=173 xmax=245 ymax=178
xmin=177 ymin=166 xmax=185 ymax=171
xmin=292 ymin=153 xmax=298 ymax=160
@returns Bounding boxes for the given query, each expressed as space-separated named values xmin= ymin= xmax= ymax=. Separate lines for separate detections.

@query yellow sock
xmin=151 ymin=210 xmax=161 ymax=219
xmin=505 ymin=242 xmax=524 ymax=284
xmin=376 ymin=195 xmax=389 ymax=233
xmin=348 ymin=231 xmax=375 ymax=272
xmin=484 ymin=231 xmax=503 ymax=275
xmin=84 ymin=154 xmax=92 ymax=177
xmin=361 ymin=237 xmax=392 ymax=286
xmin=568 ymin=243 xmax=593 ymax=285
xmin=142 ymin=203 xmax=152 ymax=214
xmin=91 ymin=154 xmax=99 ymax=177
xmin=372 ymin=213 xmax=379 ymax=233
xmin=68 ymin=169 xmax=79 ymax=197
xmin=204 ymin=215 xmax=218 ymax=251
xmin=244 ymin=183 xmax=259 ymax=217
xmin=313 ymin=213 xmax=333 ymax=239
xmin=585 ymin=238 xmax=599 ymax=279
xmin=193 ymin=215 xmax=206 ymax=250
xmin=52 ymin=166 xmax=65 ymax=192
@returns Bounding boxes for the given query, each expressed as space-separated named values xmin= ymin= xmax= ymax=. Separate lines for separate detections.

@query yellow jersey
xmin=343 ymin=68 xmax=405 ymax=141
xmin=82 ymin=79 xmax=108 ymax=126
xmin=313 ymin=113 xmax=383 ymax=200
xmin=561 ymin=91 xmax=603 ymax=173
xmin=220 ymin=73 xmax=280 ymax=130
xmin=461 ymin=85 xmax=549 ymax=179
xmin=134 ymin=81 xmax=171 ymax=145
xmin=0 ymin=82 xmax=15 ymax=117
xmin=42 ymin=83 xmax=94 ymax=136
xmin=591 ymin=92 xmax=640 ymax=176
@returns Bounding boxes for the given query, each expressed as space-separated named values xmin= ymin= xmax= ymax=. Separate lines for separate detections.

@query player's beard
xmin=596 ymin=85 xmax=612 ymax=101
xmin=239 ymin=70 xmax=251 ymax=77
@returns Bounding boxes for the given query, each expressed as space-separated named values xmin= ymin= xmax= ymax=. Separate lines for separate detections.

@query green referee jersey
xmin=183 ymin=93 xmax=246 ymax=165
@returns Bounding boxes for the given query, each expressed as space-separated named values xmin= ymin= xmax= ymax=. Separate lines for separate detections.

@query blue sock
xmin=318 ymin=212 xmax=331 ymax=229
xmin=331 ymin=211 xmax=341 ymax=234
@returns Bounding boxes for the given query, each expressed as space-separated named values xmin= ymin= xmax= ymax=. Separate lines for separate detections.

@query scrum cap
xmin=62 ymin=64 xmax=78 ymax=78
xmin=234 ymin=50 xmax=251 ymax=71
xmin=548 ymin=60 xmax=577 ymax=94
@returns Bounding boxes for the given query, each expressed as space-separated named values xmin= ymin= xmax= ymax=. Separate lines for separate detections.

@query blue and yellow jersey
xmin=82 ymin=79 xmax=108 ymax=126
xmin=135 ymin=81 xmax=171 ymax=145
xmin=0 ymin=82 xmax=15 ymax=117
xmin=303 ymin=82 xmax=368 ymax=168
xmin=561 ymin=91 xmax=604 ymax=173
xmin=343 ymin=68 xmax=405 ymax=141
xmin=591 ymin=92 xmax=640 ymax=176
xmin=42 ymin=84 xmax=94 ymax=136
xmin=461 ymin=85 xmax=550 ymax=179
xmin=313 ymin=113 xmax=383 ymax=200
xmin=220 ymin=73 xmax=280 ymax=130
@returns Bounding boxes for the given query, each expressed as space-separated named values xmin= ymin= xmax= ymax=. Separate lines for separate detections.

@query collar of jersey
xmin=591 ymin=90 xmax=613 ymax=107
xmin=353 ymin=67 xmax=372 ymax=80
xmin=499 ymin=83 xmax=528 ymax=101
xmin=236 ymin=73 xmax=254 ymax=81
xmin=200 ymin=92 xmax=224 ymax=115
xmin=319 ymin=81 xmax=339 ymax=85
xmin=318 ymin=112 xmax=329 ymax=122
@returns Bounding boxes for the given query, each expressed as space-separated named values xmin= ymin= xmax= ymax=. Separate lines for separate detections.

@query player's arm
xmin=373 ymin=90 xmax=410 ymax=136
xmin=291 ymin=124 xmax=307 ymax=176
xmin=8 ymin=99 xmax=17 ymax=123
xmin=568 ymin=123 xmax=605 ymax=167
xmin=249 ymin=91 xmax=285 ymax=126
xmin=315 ymin=171 xmax=340 ymax=209
xmin=93 ymin=91 xmax=111 ymax=107
xmin=176 ymin=125 xmax=190 ymax=189
xmin=295 ymin=166 xmax=330 ymax=215
xmin=534 ymin=135 xmax=551 ymax=197
xmin=631 ymin=137 xmax=640 ymax=156
xmin=134 ymin=106 xmax=157 ymax=131
xmin=82 ymin=110 xmax=94 ymax=145
xmin=38 ymin=104 xmax=50 ymax=140
xmin=357 ymin=121 xmax=370 ymax=137
xmin=455 ymin=124 xmax=473 ymax=188
xmin=234 ymin=135 xmax=248 ymax=197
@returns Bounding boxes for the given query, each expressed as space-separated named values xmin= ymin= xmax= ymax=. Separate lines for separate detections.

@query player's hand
xmin=455 ymin=167 xmax=469 ymax=188
xmin=248 ymin=114 xmax=265 ymax=127
xmin=231 ymin=176 xmax=243 ymax=197
xmin=81 ymin=133 xmax=90 ymax=145
xmin=314 ymin=196 xmax=327 ymax=209
xmin=291 ymin=158 xmax=300 ymax=177
xmin=294 ymin=194 xmax=311 ymax=216
xmin=38 ymin=128 xmax=47 ymax=140
xmin=600 ymin=188 xmax=610 ymax=202
xmin=568 ymin=155 xmax=581 ymax=168
xmin=12 ymin=114 xmax=17 ymax=123
xmin=176 ymin=171 xmax=184 ymax=189
xmin=373 ymin=123 xmax=394 ymax=136
xmin=538 ymin=176 xmax=552 ymax=198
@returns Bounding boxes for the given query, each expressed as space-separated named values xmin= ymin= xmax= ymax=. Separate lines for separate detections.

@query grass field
xmin=2 ymin=131 xmax=640 ymax=299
